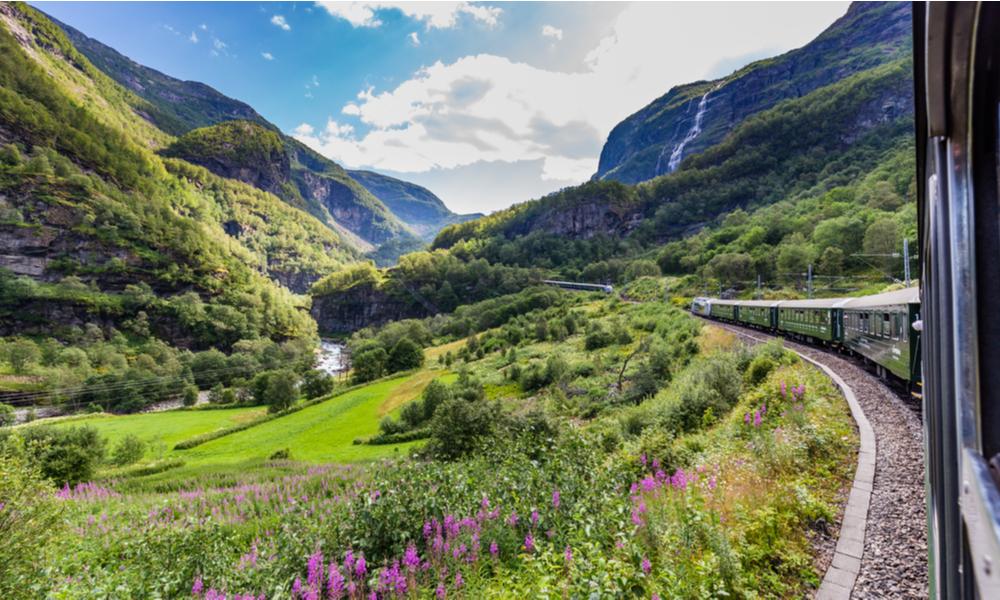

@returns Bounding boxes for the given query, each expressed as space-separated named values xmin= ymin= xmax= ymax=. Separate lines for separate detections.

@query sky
xmin=35 ymin=1 xmax=850 ymax=214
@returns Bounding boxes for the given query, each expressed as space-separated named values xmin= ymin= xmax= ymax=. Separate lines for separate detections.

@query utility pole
xmin=807 ymin=264 xmax=813 ymax=298
xmin=756 ymin=273 xmax=762 ymax=299
xmin=903 ymin=238 xmax=911 ymax=286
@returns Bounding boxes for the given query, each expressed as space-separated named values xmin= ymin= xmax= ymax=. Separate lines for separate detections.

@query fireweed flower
xmin=552 ymin=490 xmax=560 ymax=509
xmin=192 ymin=577 xmax=204 ymax=596
xmin=328 ymin=564 xmax=345 ymax=599
xmin=641 ymin=556 xmax=652 ymax=575
xmin=744 ymin=412 xmax=751 ymax=424
xmin=489 ymin=540 xmax=499 ymax=558
xmin=524 ymin=533 xmax=535 ymax=553
xmin=435 ymin=584 xmax=446 ymax=599
xmin=454 ymin=571 xmax=464 ymax=589
xmin=403 ymin=544 xmax=420 ymax=570
xmin=781 ymin=381 xmax=787 ymax=397
xmin=753 ymin=410 xmax=762 ymax=428
xmin=530 ymin=510 xmax=540 ymax=527
xmin=354 ymin=553 xmax=367 ymax=578
xmin=507 ymin=511 xmax=519 ymax=526
xmin=564 ymin=545 xmax=573 ymax=563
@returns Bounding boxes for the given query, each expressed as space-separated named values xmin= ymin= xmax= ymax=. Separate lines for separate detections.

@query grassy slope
xmin=49 ymin=407 xmax=266 ymax=450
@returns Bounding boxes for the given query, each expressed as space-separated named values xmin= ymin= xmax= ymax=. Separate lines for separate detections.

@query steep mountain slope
xmin=54 ymin=14 xmax=458 ymax=248
xmin=163 ymin=120 xmax=415 ymax=248
xmin=55 ymin=16 xmax=268 ymax=137
xmin=348 ymin=169 xmax=482 ymax=240
xmin=0 ymin=3 xmax=355 ymax=345
xmin=595 ymin=2 xmax=911 ymax=184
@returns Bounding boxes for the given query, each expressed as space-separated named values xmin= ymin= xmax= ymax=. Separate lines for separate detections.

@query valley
xmin=0 ymin=2 xmax=923 ymax=598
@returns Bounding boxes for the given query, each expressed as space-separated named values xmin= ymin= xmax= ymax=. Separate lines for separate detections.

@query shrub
xmin=263 ymin=369 xmax=299 ymax=413
xmin=0 ymin=438 xmax=63 ymax=598
xmin=269 ymin=448 xmax=292 ymax=460
xmin=584 ymin=325 xmax=615 ymax=351
xmin=745 ymin=355 xmax=776 ymax=387
xmin=111 ymin=434 xmax=145 ymax=466
xmin=4 ymin=425 xmax=106 ymax=486
xmin=388 ymin=337 xmax=424 ymax=372
xmin=0 ymin=403 xmax=14 ymax=427
xmin=182 ymin=385 xmax=199 ymax=407
xmin=352 ymin=347 xmax=388 ymax=384
xmin=301 ymin=369 xmax=335 ymax=399
xmin=427 ymin=398 xmax=498 ymax=460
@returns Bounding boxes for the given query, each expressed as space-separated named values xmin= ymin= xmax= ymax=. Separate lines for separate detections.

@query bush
xmin=268 ymin=448 xmax=291 ymax=460
xmin=352 ymin=347 xmax=388 ymax=384
xmin=3 ymin=425 xmax=106 ymax=486
xmin=0 ymin=403 xmax=14 ymax=427
xmin=584 ymin=325 xmax=616 ymax=351
xmin=0 ymin=438 xmax=64 ymax=598
xmin=111 ymin=434 xmax=145 ymax=466
xmin=301 ymin=369 xmax=335 ymax=399
xmin=182 ymin=385 xmax=199 ymax=407
xmin=388 ymin=337 xmax=424 ymax=372
xmin=744 ymin=355 xmax=776 ymax=387
xmin=427 ymin=398 xmax=498 ymax=460
xmin=262 ymin=369 xmax=299 ymax=413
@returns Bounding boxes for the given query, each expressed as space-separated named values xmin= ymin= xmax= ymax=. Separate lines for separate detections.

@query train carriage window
xmin=883 ymin=313 xmax=891 ymax=338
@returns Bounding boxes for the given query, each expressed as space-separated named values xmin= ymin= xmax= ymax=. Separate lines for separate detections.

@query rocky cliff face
xmin=310 ymin=284 xmax=428 ymax=334
xmin=595 ymin=2 xmax=911 ymax=184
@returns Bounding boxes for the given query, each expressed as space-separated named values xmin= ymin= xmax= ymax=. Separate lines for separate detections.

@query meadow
xmin=4 ymin=297 xmax=858 ymax=599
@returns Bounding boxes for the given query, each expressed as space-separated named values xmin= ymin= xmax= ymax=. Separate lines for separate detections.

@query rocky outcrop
xmin=310 ymin=284 xmax=428 ymax=334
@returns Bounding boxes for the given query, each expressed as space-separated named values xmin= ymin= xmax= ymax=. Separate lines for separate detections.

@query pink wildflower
xmin=192 ymin=576 xmax=204 ymax=596
xmin=552 ymin=489 xmax=561 ymax=509
xmin=524 ymin=533 xmax=535 ymax=553
xmin=564 ymin=545 xmax=573 ymax=563
xmin=641 ymin=556 xmax=652 ymax=575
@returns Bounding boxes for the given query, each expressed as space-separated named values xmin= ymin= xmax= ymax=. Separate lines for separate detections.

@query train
xmin=690 ymin=287 xmax=922 ymax=391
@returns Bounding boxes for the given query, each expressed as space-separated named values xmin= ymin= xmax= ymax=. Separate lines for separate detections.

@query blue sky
xmin=35 ymin=1 xmax=850 ymax=214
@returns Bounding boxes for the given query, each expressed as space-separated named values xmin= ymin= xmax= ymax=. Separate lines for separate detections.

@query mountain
xmin=54 ymin=16 xmax=268 ymax=137
xmin=432 ymin=2 xmax=915 ymax=288
xmin=54 ymin=15 xmax=459 ymax=249
xmin=595 ymin=2 xmax=911 ymax=184
xmin=347 ymin=169 xmax=482 ymax=240
xmin=0 ymin=2 xmax=358 ymax=347
xmin=162 ymin=120 xmax=415 ymax=249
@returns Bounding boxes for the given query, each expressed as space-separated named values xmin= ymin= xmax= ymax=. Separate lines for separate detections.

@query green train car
xmin=708 ymin=300 xmax=739 ymax=321
xmin=736 ymin=300 xmax=779 ymax=329
xmin=691 ymin=287 xmax=921 ymax=388
xmin=842 ymin=288 xmax=921 ymax=382
xmin=775 ymin=298 xmax=848 ymax=342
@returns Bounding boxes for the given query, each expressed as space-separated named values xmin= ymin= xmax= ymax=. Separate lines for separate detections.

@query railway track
xmin=703 ymin=319 xmax=929 ymax=598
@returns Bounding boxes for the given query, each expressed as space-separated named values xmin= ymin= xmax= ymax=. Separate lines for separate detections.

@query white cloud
xmin=315 ymin=2 xmax=500 ymax=29
xmin=296 ymin=2 xmax=850 ymax=208
xmin=213 ymin=38 xmax=227 ymax=50
xmin=541 ymin=25 xmax=563 ymax=41
xmin=199 ymin=23 xmax=208 ymax=31
xmin=306 ymin=75 xmax=320 ymax=89
xmin=408 ymin=31 xmax=420 ymax=46
xmin=271 ymin=14 xmax=291 ymax=31
xmin=189 ymin=31 xmax=199 ymax=43
xmin=261 ymin=52 xmax=274 ymax=61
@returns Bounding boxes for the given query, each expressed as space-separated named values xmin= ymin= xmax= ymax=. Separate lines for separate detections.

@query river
xmin=317 ymin=340 xmax=347 ymax=376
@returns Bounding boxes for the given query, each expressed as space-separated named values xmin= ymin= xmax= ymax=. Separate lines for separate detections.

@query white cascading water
xmin=656 ymin=86 xmax=717 ymax=175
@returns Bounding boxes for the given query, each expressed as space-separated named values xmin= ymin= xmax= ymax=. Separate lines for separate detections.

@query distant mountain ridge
xmin=595 ymin=2 xmax=911 ymax=184
xmin=53 ymin=14 xmax=463 ymax=250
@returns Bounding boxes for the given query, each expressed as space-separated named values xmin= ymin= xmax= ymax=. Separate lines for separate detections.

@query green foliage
xmin=111 ymin=434 xmax=145 ymax=466
xmin=0 ymin=402 xmax=14 ymax=427
xmin=1 ymin=425 xmax=106 ymax=486
xmin=0 ymin=437 xmax=64 ymax=599
xmin=426 ymin=396 xmax=499 ymax=460
xmin=301 ymin=369 xmax=335 ymax=400
xmin=387 ymin=337 xmax=424 ymax=372
xmin=182 ymin=384 xmax=199 ymax=407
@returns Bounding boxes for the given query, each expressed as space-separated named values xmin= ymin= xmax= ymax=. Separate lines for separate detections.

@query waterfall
xmin=656 ymin=86 xmax=718 ymax=175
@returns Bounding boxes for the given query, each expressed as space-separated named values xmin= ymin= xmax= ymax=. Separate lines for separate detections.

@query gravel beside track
xmin=707 ymin=320 xmax=928 ymax=598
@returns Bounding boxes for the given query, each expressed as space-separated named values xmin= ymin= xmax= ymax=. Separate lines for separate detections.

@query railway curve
xmin=704 ymin=320 xmax=928 ymax=598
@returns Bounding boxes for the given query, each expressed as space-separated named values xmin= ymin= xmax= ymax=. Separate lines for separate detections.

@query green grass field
xmin=177 ymin=373 xmax=437 ymax=465
xmin=47 ymin=406 xmax=266 ymax=451
xmin=41 ymin=370 xmax=451 ymax=479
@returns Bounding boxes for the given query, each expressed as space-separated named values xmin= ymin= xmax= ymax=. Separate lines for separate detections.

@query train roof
xmin=776 ymin=297 xmax=853 ymax=309
xmin=709 ymin=299 xmax=741 ymax=306
xmin=842 ymin=286 xmax=920 ymax=309
xmin=738 ymin=299 xmax=782 ymax=307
